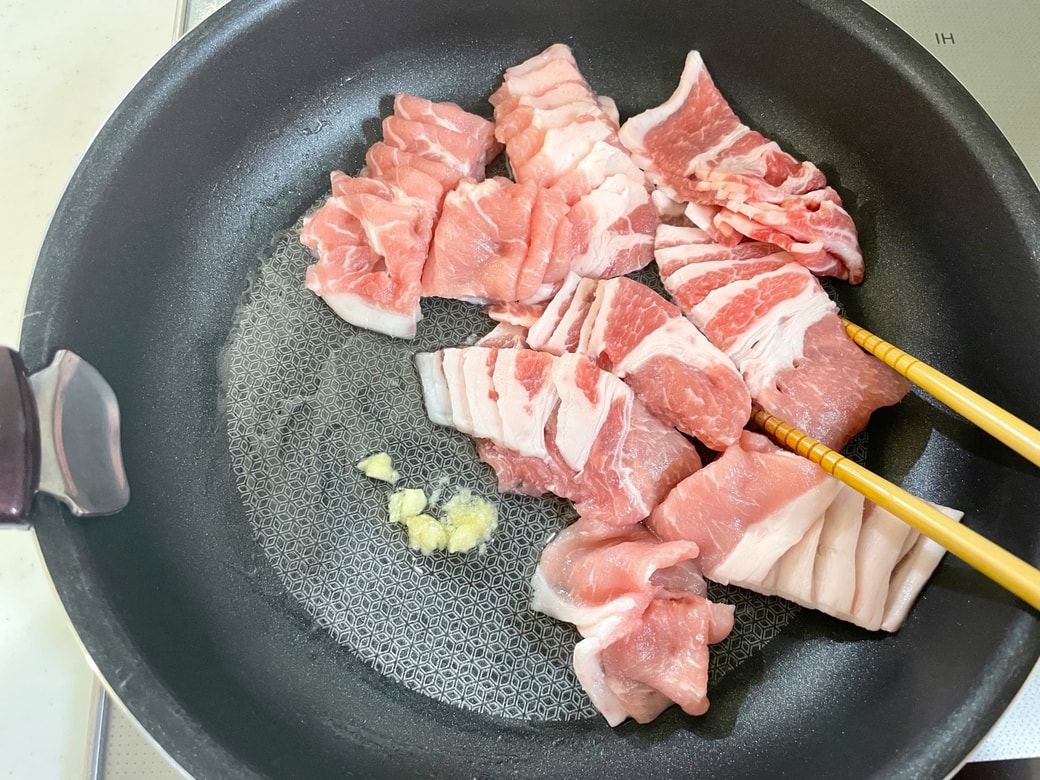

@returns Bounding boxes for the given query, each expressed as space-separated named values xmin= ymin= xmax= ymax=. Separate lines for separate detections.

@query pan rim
xmin=21 ymin=0 xmax=1040 ymax=777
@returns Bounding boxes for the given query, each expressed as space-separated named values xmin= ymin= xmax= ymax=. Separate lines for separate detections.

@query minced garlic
xmin=385 ymin=485 xmax=497 ymax=555
xmin=355 ymin=452 xmax=400 ymax=484
xmin=388 ymin=488 xmax=427 ymax=524
xmin=403 ymin=513 xmax=450 ymax=555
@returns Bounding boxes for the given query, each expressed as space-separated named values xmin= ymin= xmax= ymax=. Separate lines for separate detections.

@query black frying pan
xmin=14 ymin=0 xmax=1040 ymax=777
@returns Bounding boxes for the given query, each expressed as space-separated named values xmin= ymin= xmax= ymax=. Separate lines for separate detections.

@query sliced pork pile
xmin=655 ymin=224 xmax=909 ymax=449
xmin=298 ymin=47 xmax=956 ymax=727
xmin=649 ymin=432 xmax=962 ymax=632
xmin=487 ymin=273 xmax=751 ymax=450
xmin=619 ymin=51 xmax=864 ymax=284
xmin=531 ymin=520 xmax=734 ymax=724
xmin=489 ymin=44 xmax=659 ymax=286
xmin=414 ymin=346 xmax=701 ymax=525
xmin=301 ymin=95 xmax=502 ymax=337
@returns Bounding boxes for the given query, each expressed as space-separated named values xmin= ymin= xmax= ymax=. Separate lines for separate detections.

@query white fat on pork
xmin=530 ymin=519 xmax=733 ymax=725
xmin=317 ymin=291 xmax=422 ymax=341
xmin=650 ymin=432 xmax=961 ymax=632
xmin=413 ymin=352 xmax=452 ymax=427
xmin=687 ymin=266 xmax=837 ymax=397
xmin=810 ymin=485 xmax=865 ymax=617
xmin=416 ymin=346 xmax=701 ymax=525
xmin=518 ymin=273 xmax=751 ymax=451
xmin=881 ymin=519 xmax=961 ymax=632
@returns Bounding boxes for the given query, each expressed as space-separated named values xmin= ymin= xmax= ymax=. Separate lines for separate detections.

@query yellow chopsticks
xmin=842 ymin=318 xmax=1040 ymax=468
xmin=752 ymin=409 xmax=1040 ymax=611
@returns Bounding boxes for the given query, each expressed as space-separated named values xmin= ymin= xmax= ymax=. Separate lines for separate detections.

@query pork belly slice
xmin=649 ymin=432 xmax=962 ymax=631
xmin=505 ymin=274 xmax=750 ymax=450
xmin=656 ymin=229 xmax=909 ymax=450
xmin=383 ymin=94 xmax=502 ymax=180
xmin=531 ymin=519 xmax=733 ymax=725
xmin=302 ymin=95 xmax=500 ymax=337
xmin=301 ymin=174 xmax=433 ymax=338
xmin=420 ymin=178 xmax=573 ymax=303
xmin=531 ymin=519 xmax=706 ymax=634
xmin=491 ymin=43 xmax=658 ymax=283
xmin=619 ymin=51 xmax=863 ymax=283
xmin=415 ymin=347 xmax=701 ymax=525
xmin=475 ymin=322 xmax=530 ymax=349
xmin=651 ymin=432 xmax=841 ymax=581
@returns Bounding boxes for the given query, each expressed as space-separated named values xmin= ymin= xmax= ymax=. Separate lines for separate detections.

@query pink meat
xmin=619 ymin=51 xmax=863 ymax=283
xmin=651 ymin=432 xmax=839 ymax=579
xmin=491 ymin=44 xmax=658 ymax=285
xmin=758 ymin=316 xmax=912 ymax=451
xmin=416 ymin=347 xmax=701 ymax=525
xmin=383 ymin=103 xmax=501 ymax=180
xmin=392 ymin=93 xmax=501 ymax=157
xmin=364 ymin=143 xmax=459 ymax=205
xmin=566 ymin=174 xmax=660 ymax=278
xmin=530 ymin=519 xmax=733 ymax=725
xmin=476 ymin=322 xmax=530 ymax=349
xmin=657 ymin=229 xmax=909 ymax=449
xmin=421 ymin=178 xmax=573 ymax=304
xmin=650 ymin=432 xmax=961 ymax=631
xmin=302 ymin=95 xmax=501 ymax=337
xmin=301 ymin=174 xmax=433 ymax=338
xmin=594 ymin=595 xmax=729 ymax=719
xmin=485 ymin=301 xmax=548 ymax=328
xmin=520 ymin=274 xmax=751 ymax=450
xmin=531 ymin=520 xmax=705 ymax=629
xmin=421 ymin=177 xmax=537 ymax=302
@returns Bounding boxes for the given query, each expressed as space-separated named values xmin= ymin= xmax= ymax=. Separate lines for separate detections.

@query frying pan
xmin=11 ymin=0 xmax=1040 ymax=777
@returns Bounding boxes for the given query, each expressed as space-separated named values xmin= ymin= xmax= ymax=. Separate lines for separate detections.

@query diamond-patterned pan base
xmin=220 ymin=209 xmax=858 ymax=721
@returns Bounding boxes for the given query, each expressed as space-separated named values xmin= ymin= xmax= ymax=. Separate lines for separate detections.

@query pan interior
xmin=222 ymin=212 xmax=806 ymax=719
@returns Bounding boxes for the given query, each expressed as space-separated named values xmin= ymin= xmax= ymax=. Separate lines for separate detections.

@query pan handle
xmin=0 ymin=346 xmax=129 ymax=522
xmin=0 ymin=347 xmax=41 ymax=522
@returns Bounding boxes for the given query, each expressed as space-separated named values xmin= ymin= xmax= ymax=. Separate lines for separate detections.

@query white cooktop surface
xmin=0 ymin=1 xmax=1037 ymax=777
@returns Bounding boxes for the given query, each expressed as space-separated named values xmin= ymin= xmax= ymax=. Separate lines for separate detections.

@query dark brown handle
xmin=0 ymin=347 xmax=40 ymax=521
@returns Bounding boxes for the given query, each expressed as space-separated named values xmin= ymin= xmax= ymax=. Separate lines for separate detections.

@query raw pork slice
xmin=301 ymin=174 xmax=433 ymax=338
xmin=301 ymin=95 xmax=500 ymax=337
xmin=619 ymin=51 xmax=863 ymax=283
xmin=531 ymin=519 xmax=734 ymax=724
xmin=382 ymin=94 xmax=502 ymax=181
xmin=517 ymin=274 xmax=751 ymax=450
xmin=491 ymin=44 xmax=658 ymax=284
xmin=649 ymin=432 xmax=961 ymax=631
xmin=656 ymin=228 xmax=909 ymax=449
xmin=421 ymin=178 xmax=572 ymax=303
xmin=476 ymin=322 xmax=529 ymax=349
xmin=415 ymin=347 xmax=701 ymax=524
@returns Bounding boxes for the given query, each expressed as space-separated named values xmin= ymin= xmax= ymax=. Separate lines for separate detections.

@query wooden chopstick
xmin=841 ymin=318 xmax=1040 ymax=468
xmin=753 ymin=408 xmax=1040 ymax=612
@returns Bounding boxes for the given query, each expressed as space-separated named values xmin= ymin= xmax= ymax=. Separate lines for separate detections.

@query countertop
xmin=0 ymin=4 xmax=179 ymax=777
xmin=1 ymin=1 xmax=1038 ymax=778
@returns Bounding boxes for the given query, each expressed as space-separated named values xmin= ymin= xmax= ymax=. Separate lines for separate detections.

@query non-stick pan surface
xmin=20 ymin=0 xmax=1040 ymax=777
